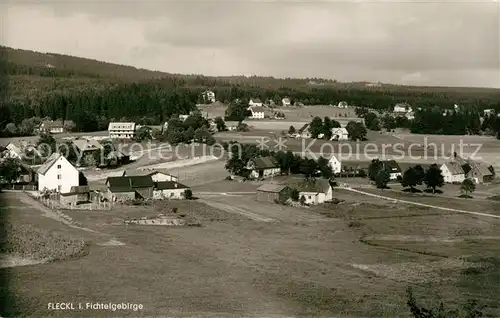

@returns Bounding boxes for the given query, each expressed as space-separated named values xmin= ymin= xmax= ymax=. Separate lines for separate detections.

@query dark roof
xmin=298 ymin=123 xmax=309 ymax=133
xmin=61 ymin=186 xmax=90 ymax=196
xmin=250 ymin=156 xmax=279 ymax=170
xmin=382 ymin=160 xmax=402 ymax=173
xmin=293 ymin=179 xmax=331 ymax=194
xmin=155 ymin=181 xmax=189 ymax=190
xmin=37 ymin=152 xmax=62 ymax=175
xmin=442 ymin=162 xmax=464 ymax=175
xmin=251 ymin=98 xmax=262 ymax=103
xmin=250 ymin=106 xmax=265 ymax=113
xmin=256 ymin=184 xmax=289 ymax=193
xmin=106 ymin=176 xmax=154 ymax=192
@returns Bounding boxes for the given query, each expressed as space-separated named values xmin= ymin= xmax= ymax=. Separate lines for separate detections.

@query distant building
xmin=37 ymin=152 xmax=79 ymax=193
xmin=248 ymin=98 xmax=263 ymax=107
xmin=179 ymin=115 xmax=189 ymax=122
xmin=331 ymin=127 xmax=349 ymax=141
xmin=298 ymin=123 xmax=311 ymax=139
xmin=123 ymin=169 xmax=179 ymax=183
xmin=247 ymin=156 xmax=281 ymax=179
xmin=202 ymin=90 xmax=216 ymax=103
xmin=39 ymin=120 xmax=75 ymax=134
xmin=440 ymin=162 xmax=465 ymax=184
xmin=393 ymin=103 xmax=412 ymax=113
xmin=256 ymin=184 xmax=292 ymax=203
xmin=108 ymin=122 xmax=136 ymax=139
xmin=483 ymin=109 xmax=495 ymax=117
xmin=248 ymin=106 xmax=265 ymax=119
xmin=454 ymin=156 xmax=494 ymax=184
xmin=295 ymin=179 xmax=332 ymax=205
xmin=337 ymin=101 xmax=348 ymax=108
xmin=72 ymin=138 xmax=103 ymax=155
xmin=281 ymin=98 xmax=292 ymax=107
xmin=381 ymin=160 xmax=402 ymax=180
xmin=153 ymin=181 xmax=190 ymax=200
xmin=328 ymin=155 xmax=342 ymax=174
xmin=106 ymin=175 xmax=154 ymax=201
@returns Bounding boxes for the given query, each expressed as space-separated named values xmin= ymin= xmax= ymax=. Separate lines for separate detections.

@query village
xmin=1 ymin=90 xmax=500 ymax=317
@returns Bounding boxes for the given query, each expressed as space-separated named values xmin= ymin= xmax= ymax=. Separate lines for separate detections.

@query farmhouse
xmin=295 ymin=179 xmax=332 ymax=205
xmin=106 ymin=175 xmax=154 ymax=201
xmin=256 ymin=184 xmax=292 ymax=203
xmin=202 ymin=90 xmax=216 ymax=103
xmin=72 ymin=138 xmax=103 ymax=154
xmin=37 ymin=152 xmax=79 ymax=193
xmin=248 ymin=106 xmax=265 ymax=119
xmin=298 ymin=123 xmax=311 ymax=139
xmin=327 ymin=155 xmax=342 ymax=174
xmin=108 ymin=122 xmax=136 ymax=139
xmin=59 ymin=186 xmax=91 ymax=206
xmin=393 ymin=103 xmax=412 ymax=114
xmin=463 ymin=162 xmax=494 ymax=184
xmin=331 ymin=128 xmax=349 ymax=141
xmin=247 ymin=156 xmax=281 ymax=179
xmin=0 ymin=140 xmax=39 ymax=159
xmin=153 ymin=181 xmax=190 ymax=200
xmin=382 ymin=160 xmax=402 ymax=180
xmin=281 ymin=98 xmax=291 ymax=107
xmin=39 ymin=119 xmax=75 ymax=134
xmin=440 ymin=162 xmax=465 ymax=184
xmin=123 ymin=169 xmax=179 ymax=182
xmin=248 ymin=98 xmax=263 ymax=107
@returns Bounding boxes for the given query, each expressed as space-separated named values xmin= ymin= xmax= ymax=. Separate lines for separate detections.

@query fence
xmin=37 ymin=193 xmax=112 ymax=211
xmin=8 ymin=184 xmax=38 ymax=191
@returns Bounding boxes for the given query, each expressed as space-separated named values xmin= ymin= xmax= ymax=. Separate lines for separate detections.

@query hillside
xmin=3 ymin=46 xmax=500 ymax=103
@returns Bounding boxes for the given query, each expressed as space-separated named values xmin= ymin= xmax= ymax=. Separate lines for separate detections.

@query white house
xmin=153 ymin=181 xmax=190 ymax=200
xmin=202 ymin=90 xmax=216 ymax=103
xmin=248 ymin=106 xmax=265 ymax=119
xmin=296 ymin=179 xmax=332 ymax=205
xmin=483 ymin=109 xmax=495 ymax=117
xmin=337 ymin=101 xmax=348 ymax=108
xmin=327 ymin=155 xmax=342 ymax=174
xmin=282 ymin=98 xmax=291 ymax=107
xmin=248 ymin=98 xmax=263 ymax=107
xmin=37 ymin=152 xmax=79 ymax=193
xmin=440 ymin=162 xmax=465 ymax=184
xmin=393 ymin=103 xmax=412 ymax=114
xmin=331 ymin=128 xmax=349 ymax=141
xmin=108 ymin=122 xmax=136 ymax=139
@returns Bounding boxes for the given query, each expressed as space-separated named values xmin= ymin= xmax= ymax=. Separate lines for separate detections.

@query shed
xmin=60 ymin=186 xmax=91 ymax=206
xmin=256 ymin=183 xmax=292 ymax=203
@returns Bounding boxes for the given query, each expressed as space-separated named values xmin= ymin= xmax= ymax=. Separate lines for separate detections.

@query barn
xmin=256 ymin=184 xmax=292 ymax=203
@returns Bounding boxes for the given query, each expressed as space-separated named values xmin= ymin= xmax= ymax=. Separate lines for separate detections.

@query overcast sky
xmin=1 ymin=0 xmax=499 ymax=87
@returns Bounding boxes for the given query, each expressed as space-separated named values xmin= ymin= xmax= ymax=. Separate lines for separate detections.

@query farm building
xmin=108 ymin=122 xmax=136 ymax=139
xmin=298 ymin=123 xmax=311 ymax=139
xmin=225 ymin=121 xmax=239 ymax=131
xmin=37 ymin=152 xmax=80 ymax=193
xmin=202 ymin=90 xmax=216 ymax=103
xmin=381 ymin=160 xmax=402 ymax=180
xmin=248 ymin=106 xmax=265 ymax=119
xmin=72 ymin=138 xmax=103 ymax=154
xmin=248 ymin=98 xmax=263 ymax=107
xmin=59 ymin=186 xmax=91 ymax=206
xmin=454 ymin=156 xmax=494 ymax=184
xmin=38 ymin=120 xmax=75 ymax=134
xmin=106 ymin=150 xmax=130 ymax=166
xmin=153 ymin=181 xmax=190 ymax=200
xmin=256 ymin=184 xmax=292 ymax=203
xmin=247 ymin=156 xmax=281 ymax=179
xmin=331 ymin=128 xmax=349 ymax=141
xmin=294 ymin=179 xmax=332 ymax=205
xmin=440 ymin=162 xmax=465 ymax=184
xmin=123 ymin=169 xmax=179 ymax=182
xmin=106 ymin=175 xmax=154 ymax=201
xmin=281 ymin=98 xmax=291 ymax=107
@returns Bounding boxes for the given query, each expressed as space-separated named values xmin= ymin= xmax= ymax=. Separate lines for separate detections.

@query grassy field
xmin=2 ymin=184 xmax=500 ymax=317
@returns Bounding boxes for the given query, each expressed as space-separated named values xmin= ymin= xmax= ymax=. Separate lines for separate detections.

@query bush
xmin=184 ymin=189 xmax=193 ymax=200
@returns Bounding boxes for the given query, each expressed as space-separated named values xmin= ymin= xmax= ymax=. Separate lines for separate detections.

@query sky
xmin=1 ymin=0 xmax=499 ymax=88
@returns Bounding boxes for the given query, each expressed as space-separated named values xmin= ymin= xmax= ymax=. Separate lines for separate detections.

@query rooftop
xmin=256 ymin=183 xmax=289 ymax=193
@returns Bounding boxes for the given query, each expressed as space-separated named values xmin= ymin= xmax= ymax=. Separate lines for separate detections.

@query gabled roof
xmin=250 ymin=106 xmax=265 ymax=113
xmin=37 ymin=152 xmax=63 ymax=175
xmin=155 ymin=181 xmax=189 ymax=190
xmin=282 ymin=98 xmax=291 ymax=103
xmin=331 ymin=128 xmax=348 ymax=134
xmin=468 ymin=162 xmax=493 ymax=177
xmin=442 ymin=162 xmax=464 ymax=175
xmin=108 ymin=122 xmax=136 ymax=131
xmin=298 ymin=123 xmax=309 ymax=133
xmin=250 ymin=98 xmax=262 ymax=103
xmin=294 ymin=179 xmax=331 ymax=194
xmin=72 ymin=139 xmax=103 ymax=152
xmin=61 ymin=186 xmax=90 ymax=196
xmin=106 ymin=176 xmax=154 ymax=192
xmin=123 ymin=169 xmax=176 ymax=179
xmin=256 ymin=183 xmax=289 ymax=193
xmin=382 ymin=160 xmax=402 ymax=173
xmin=250 ymin=156 xmax=279 ymax=170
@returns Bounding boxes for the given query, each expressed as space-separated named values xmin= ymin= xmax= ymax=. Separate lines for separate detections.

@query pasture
xmin=2 ymin=182 xmax=500 ymax=317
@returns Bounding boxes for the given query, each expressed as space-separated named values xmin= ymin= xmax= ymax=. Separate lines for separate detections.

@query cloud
xmin=1 ymin=1 xmax=499 ymax=87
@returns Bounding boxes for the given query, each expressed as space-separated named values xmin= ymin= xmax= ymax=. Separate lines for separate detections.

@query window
xmin=308 ymin=196 xmax=312 ymax=200
xmin=57 ymin=164 xmax=61 ymax=169
xmin=57 ymin=185 xmax=62 ymax=191
xmin=57 ymin=174 xmax=61 ymax=179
